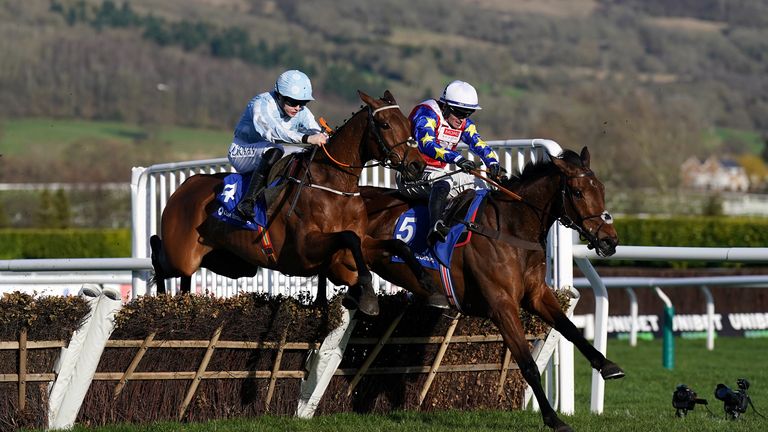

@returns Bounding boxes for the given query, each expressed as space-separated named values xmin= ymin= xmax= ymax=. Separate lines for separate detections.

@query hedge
xmin=0 ymin=229 xmax=131 ymax=259
xmin=0 ymin=216 xmax=766 ymax=259
xmin=615 ymin=216 xmax=768 ymax=247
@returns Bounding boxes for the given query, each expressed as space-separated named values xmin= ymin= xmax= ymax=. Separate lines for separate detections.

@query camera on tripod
xmin=714 ymin=378 xmax=751 ymax=420
xmin=672 ymin=384 xmax=708 ymax=417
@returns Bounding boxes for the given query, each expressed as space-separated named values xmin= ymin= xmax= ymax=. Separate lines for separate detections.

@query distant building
xmin=680 ymin=156 xmax=749 ymax=192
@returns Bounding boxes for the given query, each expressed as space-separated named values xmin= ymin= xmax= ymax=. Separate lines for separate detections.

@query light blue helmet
xmin=275 ymin=70 xmax=314 ymax=101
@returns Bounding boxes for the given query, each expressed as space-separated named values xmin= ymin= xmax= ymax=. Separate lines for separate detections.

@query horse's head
xmin=358 ymin=90 xmax=425 ymax=182
xmin=552 ymin=146 xmax=618 ymax=257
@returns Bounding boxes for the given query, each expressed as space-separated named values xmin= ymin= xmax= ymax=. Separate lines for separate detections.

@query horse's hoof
xmin=358 ymin=297 xmax=380 ymax=316
xmin=342 ymin=286 xmax=379 ymax=316
xmin=426 ymin=292 xmax=451 ymax=309
xmin=545 ymin=415 xmax=572 ymax=432
xmin=600 ymin=361 xmax=625 ymax=380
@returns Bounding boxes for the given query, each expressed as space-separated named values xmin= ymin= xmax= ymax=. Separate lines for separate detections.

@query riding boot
xmin=236 ymin=171 xmax=266 ymax=221
xmin=427 ymin=181 xmax=451 ymax=246
xmin=235 ymin=147 xmax=284 ymax=221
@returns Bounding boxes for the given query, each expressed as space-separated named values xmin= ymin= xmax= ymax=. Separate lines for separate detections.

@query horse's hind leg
xmin=306 ymin=230 xmax=378 ymax=316
xmin=315 ymin=273 xmax=329 ymax=308
xmin=525 ymin=278 xmax=624 ymax=379
xmin=362 ymin=237 xmax=449 ymax=308
xmin=491 ymin=298 xmax=573 ymax=432
xmin=150 ymin=235 xmax=169 ymax=294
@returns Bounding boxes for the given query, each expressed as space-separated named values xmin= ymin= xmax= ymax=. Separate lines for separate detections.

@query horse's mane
xmin=329 ymin=96 xmax=396 ymax=135
xmin=498 ymin=149 xmax=582 ymax=189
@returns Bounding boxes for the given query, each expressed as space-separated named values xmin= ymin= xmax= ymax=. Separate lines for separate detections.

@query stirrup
xmin=236 ymin=199 xmax=256 ymax=221
xmin=427 ymin=220 xmax=449 ymax=245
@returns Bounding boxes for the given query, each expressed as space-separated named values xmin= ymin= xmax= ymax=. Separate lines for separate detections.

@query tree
xmin=738 ymin=154 xmax=768 ymax=192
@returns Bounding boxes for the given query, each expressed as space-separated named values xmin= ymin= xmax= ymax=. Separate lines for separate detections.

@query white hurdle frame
xmin=571 ymin=246 xmax=768 ymax=414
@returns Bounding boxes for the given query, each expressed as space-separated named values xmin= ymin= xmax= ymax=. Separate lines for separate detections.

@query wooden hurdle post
xmin=18 ymin=328 xmax=27 ymax=412
xmin=497 ymin=348 xmax=513 ymax=396
xmin=178 ymin=324 xmax=224 ymax=421
xmin=113 ymin=332 xmax=156 ymax=399
xmin=418 ymin=314 xmax=461 ymax=405
xmin=346 ymin=312 xmax=404 ymax=396
xmin=264 ymin=326 xmax=290 ymax=412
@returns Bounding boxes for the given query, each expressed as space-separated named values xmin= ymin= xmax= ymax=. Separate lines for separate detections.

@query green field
xmin=0 ymin=118 xmax=229 ymax=159
xmin=53 ymin=337 xmax=768 ymax=432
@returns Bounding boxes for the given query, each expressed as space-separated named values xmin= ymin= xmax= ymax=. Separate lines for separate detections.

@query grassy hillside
xmin=0 ymin=0 xmax=766 ymax=189
xmin=1 ymin=118 xmax=228 ymax=160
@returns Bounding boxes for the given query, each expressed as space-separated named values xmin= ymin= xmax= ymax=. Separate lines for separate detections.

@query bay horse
xmin=354 ymin=147 xmax=623 ymax=431
xmin=150 ymin=90 xmax=425 ymax=316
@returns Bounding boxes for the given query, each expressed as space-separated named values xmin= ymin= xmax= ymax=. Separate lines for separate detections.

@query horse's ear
xmin=580 ymin=146 xmax=591 ymax=167
xmin=358 ymin=90 xmax=375 ymax=107
xmin=382 ymin=90 xmax=397 ymax=105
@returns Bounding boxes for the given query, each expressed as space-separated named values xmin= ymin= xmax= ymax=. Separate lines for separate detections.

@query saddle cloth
xmin=391 ymin=189 xmax=489 ymax=269
xmin=210 ymin=154 xmax=301 ymax=229
xmin=211 ymin=172 xmax=269 ymax=230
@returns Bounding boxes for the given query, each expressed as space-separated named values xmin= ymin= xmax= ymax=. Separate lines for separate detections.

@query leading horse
xmin=354 ymin=147 xmax=623 ymax=431
xmin=150 ymin=90 xmax=425 ymax=316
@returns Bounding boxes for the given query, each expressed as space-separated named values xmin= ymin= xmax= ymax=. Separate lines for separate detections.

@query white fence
xmin=129 ymin=139 xmax=565 ymax=298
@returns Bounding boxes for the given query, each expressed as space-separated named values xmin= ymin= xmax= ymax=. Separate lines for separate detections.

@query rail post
xmin=655 ymin=287 xmax=674 ymax=370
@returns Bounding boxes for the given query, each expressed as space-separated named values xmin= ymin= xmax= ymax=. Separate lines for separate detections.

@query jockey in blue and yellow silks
xmin=397 ymin=80 xmax=503 ymax=246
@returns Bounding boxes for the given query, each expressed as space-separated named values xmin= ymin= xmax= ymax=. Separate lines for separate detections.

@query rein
xmin=464 ymin=164 xmax=610 ymax=252
xmin=316 ymin=104 xmax=415 ymax=172
xmin=286 ymin=103 xmax=413 ymax=211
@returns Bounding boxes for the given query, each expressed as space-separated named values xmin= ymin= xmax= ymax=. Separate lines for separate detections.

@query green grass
xmin=51 ymin=337 xmax=768 ymax=432
xmin=0 ymin=118 xmax=229 ymax=159
xmin=712 ymin=127 xmax=764 ymax=154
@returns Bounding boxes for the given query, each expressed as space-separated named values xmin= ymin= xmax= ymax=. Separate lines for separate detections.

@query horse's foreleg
xmin=492 ymin=299 xmax=572 ymax=432
xmin=526 ymin=284 xmax=624 ymax=380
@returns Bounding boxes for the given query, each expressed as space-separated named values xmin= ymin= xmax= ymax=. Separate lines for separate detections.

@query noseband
xmin=366 ymin=104 xmax=418 ymax=172
xmin=557 ymin=170 xmax=614 ymax=256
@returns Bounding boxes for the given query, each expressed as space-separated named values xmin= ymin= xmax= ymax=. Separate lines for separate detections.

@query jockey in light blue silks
xmin=397 ymin=80 xmax=504 ymax=246
xmin=228 ymin=69 xmax=329 ymax=221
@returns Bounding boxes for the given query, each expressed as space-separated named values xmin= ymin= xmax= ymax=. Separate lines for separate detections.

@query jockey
xmin=228 ymin=69 xmax=329 ymax=221
xmin=398 ymin=80 xmax=503 ymax=246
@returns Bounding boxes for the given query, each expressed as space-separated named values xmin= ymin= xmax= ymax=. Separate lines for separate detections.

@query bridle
xmin=318 ymin=104 xmax=418 ymax=174
xmin=557 ymin=169 xmax=614 ymax=256
xmin=363 ymin=104 xmax=419 ymax=172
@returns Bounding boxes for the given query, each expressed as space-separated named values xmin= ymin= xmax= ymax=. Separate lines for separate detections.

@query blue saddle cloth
xmin=211 ymin=173 xmax=269 ymax=230
xmin=392 ymin=189 xmax=488 ymax=269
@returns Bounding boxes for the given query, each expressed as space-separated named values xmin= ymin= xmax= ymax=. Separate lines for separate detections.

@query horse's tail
xmin=149 ymin=235 xmax=166 ymax=290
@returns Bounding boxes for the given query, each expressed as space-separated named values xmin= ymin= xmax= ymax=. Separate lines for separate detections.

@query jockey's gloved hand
xmin=456 ymin=158 xmax=476 ymax=173
xmin=488 ymin=163 xmax=504 ymax=181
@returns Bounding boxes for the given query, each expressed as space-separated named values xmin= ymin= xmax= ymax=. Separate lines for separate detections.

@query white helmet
xmin=275 ymin=70 xmax=314 ymax=101
xmin=439 ymin=80 xmax=482 ymax=110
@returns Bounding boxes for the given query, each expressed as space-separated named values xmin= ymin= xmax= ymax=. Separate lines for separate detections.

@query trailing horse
xmin=150 ymin=90 xmax=425 ymax=316
xmin=354 ymin=147 xmax=623 ymax=431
